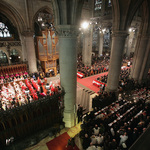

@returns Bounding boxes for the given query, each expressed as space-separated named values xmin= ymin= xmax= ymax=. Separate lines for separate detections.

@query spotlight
xmin=81 ymin=21 xmax=89 ymax=29
xmin=102 ymin=28 xmax=106 ymax=33
xmin=129 ymin=28 xmax=132 ymax=32
xmin=38 ymin=16 xmax=42 ymax=22
xmin=42 ymin=22 xmax=45 ymax=27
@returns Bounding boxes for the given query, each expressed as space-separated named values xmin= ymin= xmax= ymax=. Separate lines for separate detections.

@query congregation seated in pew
xmin=79 ymin=79 xmax=150 ymax=150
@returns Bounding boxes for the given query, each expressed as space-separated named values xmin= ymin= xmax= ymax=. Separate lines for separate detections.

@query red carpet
xmin=77 ymin=72 xmax=108 ymax=93
xmin=46 ymin=132 xmax=79 ymax=150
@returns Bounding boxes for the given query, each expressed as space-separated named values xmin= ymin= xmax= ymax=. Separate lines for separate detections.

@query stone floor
xmin=3 ymin=122 xmax=82 ymax=150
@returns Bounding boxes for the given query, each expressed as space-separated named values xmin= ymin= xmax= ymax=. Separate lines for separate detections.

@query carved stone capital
xmin=56 ymin=25 xmax=79 ymax=38
xmin=112 ymin=31 xmax=128 ymax=38
xmin=21 ymin=31 xmax=34 ymax=37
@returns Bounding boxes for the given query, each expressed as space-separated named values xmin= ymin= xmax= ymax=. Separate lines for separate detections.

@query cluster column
xmin=98 ymin=32 xmax=104 ymax=56
xmin=57 ymin=25 xmax=78 ymax=128
xmin=106 ymin=31 xmax=128 ymax=92
xmin=22 ymin=31 xmax=37 ymax=73
xmin=130 ymin=35 xmax=148 ymax=80
xmin=82 ymin=28 xmax=93 ymax=67
xmin=20 ymin=35 xmax=28 ymax=62
xmin=139 ymin=38 xmax=150 ymax=82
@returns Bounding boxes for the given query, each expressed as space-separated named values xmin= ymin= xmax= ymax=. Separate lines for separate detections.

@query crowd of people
xmin=0 ymin=71 xmax=28 ymax=84
xmin=95 ymin=68 xmax=131 ymax=93
xmin=79 ymin=83 xmax=150 ymax=150
xmin=0 ymin=71 xmax=62 ymax=111
xmin=77 ymin=54 xmax=109 ymax=78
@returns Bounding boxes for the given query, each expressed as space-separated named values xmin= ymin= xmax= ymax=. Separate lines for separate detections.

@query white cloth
xmin=91 ymin=136 xmax=97 ymax=145
xmin=110 ymin=128 xmax=115 ymax=136
xmin=86 ymin=145 xmax=97 ymax=150
xmin=119 ymin=135 xmax=128 ymax=145
xmin=96 ymin=135 xmax=104 ymax=145
xmin=93 ymin=127 xmax=100 ymax=136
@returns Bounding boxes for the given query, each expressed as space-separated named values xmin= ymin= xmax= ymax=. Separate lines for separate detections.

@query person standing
xmin=77 ymin=104 xmax=83 ymax=123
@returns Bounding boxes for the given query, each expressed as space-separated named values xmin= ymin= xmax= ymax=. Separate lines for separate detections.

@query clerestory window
xmin=0 ymin=22 xmax=11 ymax=38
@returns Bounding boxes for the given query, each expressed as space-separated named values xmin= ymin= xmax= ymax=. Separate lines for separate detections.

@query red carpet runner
xmin=46 ymin=132 xmax=79 ymax=150
xmin=77 ymin=72 xmax=108 ymax=93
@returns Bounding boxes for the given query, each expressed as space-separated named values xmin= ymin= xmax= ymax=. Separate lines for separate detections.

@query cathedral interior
xmin=0 ymin=0 xmax=150 ymax=150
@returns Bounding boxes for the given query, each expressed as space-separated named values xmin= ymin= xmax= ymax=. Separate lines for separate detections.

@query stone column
xmin=98 ymin=32 xmax=104 ymax=56
xmin=82 ymin=28 xmax=93 ymax=67
xmin=6 ymin=43 xmax=11 ymax=65
xmin=77 ymin=34 xmax=82 ymax=54
xmin=131 ymin=35 xmax=148 ymax=80
xmin=20 ymin=35 xmax=28 ymax=61
xmin=57 ymin=25 xmax=77 ymax=128
xmin=106 ymin=31 xmax=128 ymax=92
xmin=22 ymin=31 xmax=37 ymax=73
xmin=139 ymin=38 xmax=150 ymax=82
xmin=126 ymin=31 xmax=135 ymax=57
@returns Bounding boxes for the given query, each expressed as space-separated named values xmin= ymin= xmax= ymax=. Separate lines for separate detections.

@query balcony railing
xmin=0 ymin=41 xmax=21 ymax=47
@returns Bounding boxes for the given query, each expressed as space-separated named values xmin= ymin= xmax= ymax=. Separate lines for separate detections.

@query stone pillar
xmin=106 ymin=31 xmax=128 ymax=92
xmin=6 ymin=43 xmax=11 ymax=65
xmin=139 ymin=38 xmax=150 ymax=82
xmin=22 ymin=31 xmax=37 ymax=73
xmin=98 ymin=32 xmax=104 ymax=56
xmin=131 ymin=35 xmax=148 ymax=80
xmin=77 ymin=34 xmax=82 ymax=54
xmin=126 ymin=31 xmax=135 ymax=57
xmin=57 ymin=25 xmax=77 ymax=128
xmin=20 ymin=35 xmax=28 ymax=61
xmin=82 ymin=28 xmax=93 ymax=67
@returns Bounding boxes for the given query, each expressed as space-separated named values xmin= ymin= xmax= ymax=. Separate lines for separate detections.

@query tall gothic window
xmin=10 ymin=49 xmax=19 ymax=56
xmin=0 ymin=22 xmax=11 ymax=38
xmin=95 ymin=0 xmax=102 ymax=10
xmin=108 ymin=0 xmax=112 ymax=7
xmin=0 ymin=50 xmax=8 ymax=64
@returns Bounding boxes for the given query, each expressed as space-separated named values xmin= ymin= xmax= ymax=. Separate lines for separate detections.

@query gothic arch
xmin=109 ymin=0 xmax=120 ymax=30
xmin=51 ymin=0 xmax=84 ymax=25
xmin=51 ymin=0 xmax=61 ymax=25
xmin=126 ymin=0 xmax=147 ymax=31
xmin=0 ymin=1 xmax=26 ymax=34
xmin=32 ymin=6 xmax=54 ymax=30
xmin=140 ymin=0 xmax=150 ymax=34
xmin=111 ymin=0 xmax=144 ymax=31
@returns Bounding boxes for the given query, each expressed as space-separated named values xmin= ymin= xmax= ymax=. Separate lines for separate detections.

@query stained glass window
xmin=0 ymin=50 xmax=8 ymax=64
xmin=0 ymin=22 xmax=11 ymax=38
xmin=10 ymin=49 xmax=19 ymax=56
xmin=108 ymin=0 xmax=112 ymax=7
xmin=95 ymin=0 xmax=102 ymax=10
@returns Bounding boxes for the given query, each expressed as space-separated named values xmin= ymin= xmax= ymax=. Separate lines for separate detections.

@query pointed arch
xmin=111 ymin=0 xmax=144 ymax=31
xmin=126 ymin=0 xmax=145 ymax=30
xmin=111 ymin=0 xmax=120 ymax=31
xmin=0 ymin=1 xmax=26 ymax=34
xmin=51 ymin=0 xmax=61 ymax=25
xmin=32 ymin=6 xmax=54 ymax=30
